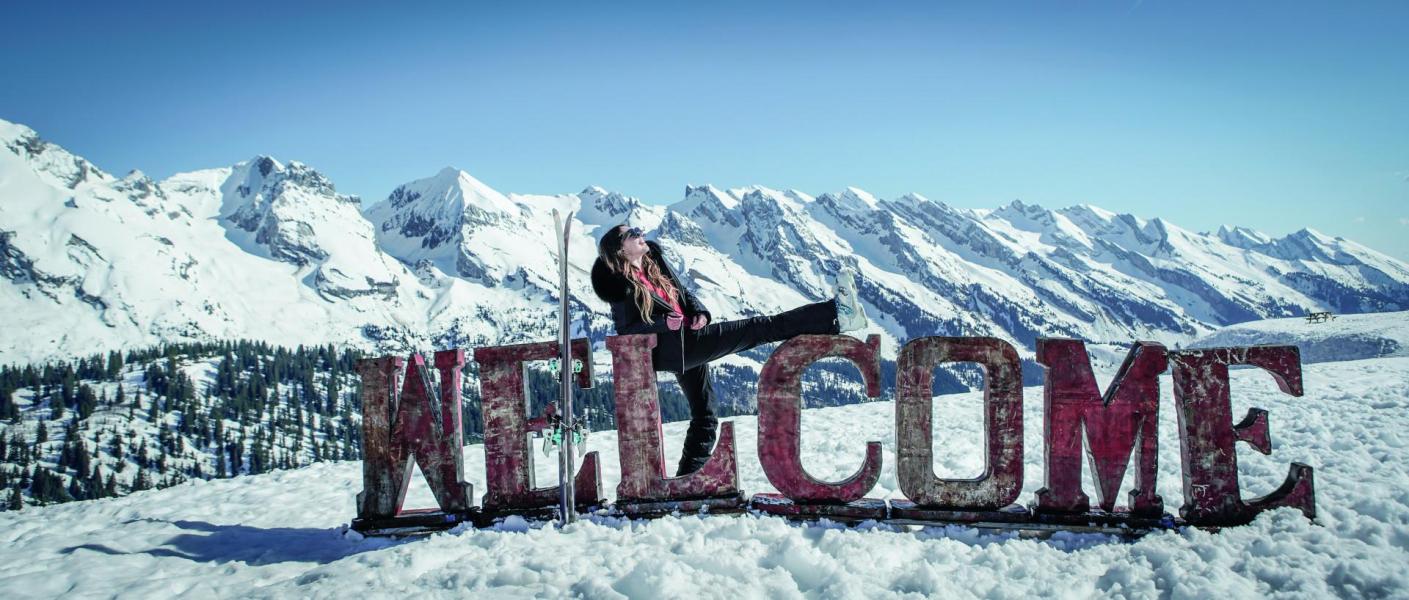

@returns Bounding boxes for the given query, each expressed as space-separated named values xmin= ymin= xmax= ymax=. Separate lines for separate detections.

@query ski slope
xmin=2 ymin=354 xmax=1406 ymax=598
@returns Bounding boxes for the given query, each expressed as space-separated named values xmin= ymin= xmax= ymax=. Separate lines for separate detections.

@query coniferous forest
xmin=0 ymin=339 xmax=899 ymax=510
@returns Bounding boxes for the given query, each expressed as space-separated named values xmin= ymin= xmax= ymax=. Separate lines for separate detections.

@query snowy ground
xmin=2 ymin=354 xmax=1407 ymax=598
xmin=1192 ymin=310 xmax=1409 ymax=363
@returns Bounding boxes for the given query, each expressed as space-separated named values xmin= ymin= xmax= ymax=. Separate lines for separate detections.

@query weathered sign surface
xmin=1170 ymin=346 xmax=1315 ymax=525
xmin=351 ymin=335 xmax=1317 ymax=536
xmin=355 ymin=351 xmax=473 ymax=525
xmin=474 ymin=339 xmax=602 ymax=516
xmin=751 ymin=334 xmax=885 ymax=519
xmin=607 ymin=334 xmax=742 ymax=510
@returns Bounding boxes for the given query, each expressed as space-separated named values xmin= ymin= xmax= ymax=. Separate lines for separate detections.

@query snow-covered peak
xmin=1216 ymin=224 xmax=1275 ymax=249
xmin=578 ymin=185 xmax=640 ymax=217
xmin=225 ymin=156 xmax=282 ymax=198
xmin=1251 ymin=227 xmax=1349 ymax=263
xmin=1056 ymin=204 xmax=1119 ymax=231
xmin=739 ymin=186 xmax=809 ymax=213
xmin=993 ymin=199 xmax=1057 ymax=226
xmin=0 ymin=117 xmax=113 ymax=190
xmin=674 ymin=184 xmax=742 ymax=228
xmin=680 ymin=184 xmax=739 ymax=210
xmin=0 ymin=117 xmax=36 ymax=143
xmin=894 ymin=192 xmax=931 ymax=207
xmin=113 ymin=169 xmax=164 ymax=202
xmin=367 ymin=168 xmax=538 ymax=282
xmin=1294 ymin=227 xmax=1338 ymax=244
xmin=383 ymin=167 xmax=518 ymax=218
xmin=221 ymin=156 xmax=356 ymax=220
xmin=819 ymin=186 xmax=881 ymax=214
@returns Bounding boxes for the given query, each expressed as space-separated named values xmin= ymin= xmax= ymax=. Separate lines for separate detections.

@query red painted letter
xmin=474 ymin=339 xmax=602 ymax=513
xmin=1170 ymin=346 xmax=1315 ymax=525
xmin=756 ymin=334 xmax=883 ymax=503
xmin=1033 ymin=339 xmax=1166 ymax=516
xmin=608 ymin=334 xmax=739 ymax=502
xmin=356 ymin=351 xmax=473 ymax=519
xmin=895 ymin=337 xmax=1023 ymax=510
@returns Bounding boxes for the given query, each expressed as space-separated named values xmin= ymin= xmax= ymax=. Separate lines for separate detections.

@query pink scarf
xmin=633 ymin=270 xmax=683 ymax=316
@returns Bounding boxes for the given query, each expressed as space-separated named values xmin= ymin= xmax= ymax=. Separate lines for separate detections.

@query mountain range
xmin=4 ymin=116 xmax=1408 ymax=371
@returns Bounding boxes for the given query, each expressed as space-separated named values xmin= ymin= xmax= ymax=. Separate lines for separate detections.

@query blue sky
xmin=3 ymin=1 xmax=1407 ymax=259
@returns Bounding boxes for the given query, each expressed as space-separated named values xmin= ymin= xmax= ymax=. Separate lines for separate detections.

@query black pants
xmin=671 ymin=299 xmax=840 ymax=476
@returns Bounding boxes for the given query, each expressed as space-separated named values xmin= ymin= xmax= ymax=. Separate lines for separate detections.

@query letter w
xmin=356 ymin=351 xmax=473 ymax=519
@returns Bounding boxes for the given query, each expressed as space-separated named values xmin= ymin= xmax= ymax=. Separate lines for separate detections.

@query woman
xmin=590 ymin=224 xmax=867 ymax=476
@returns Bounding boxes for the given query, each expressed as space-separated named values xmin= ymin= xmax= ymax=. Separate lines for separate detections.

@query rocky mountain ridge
xmin=4 ymin=116 xmax=1407 ymax=375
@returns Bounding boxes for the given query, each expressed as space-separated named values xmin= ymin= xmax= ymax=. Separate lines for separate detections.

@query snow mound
xmin=1192 ymin=311 xmax=1408 ymax=363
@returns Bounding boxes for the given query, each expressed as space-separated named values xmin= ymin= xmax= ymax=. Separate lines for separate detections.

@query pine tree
xmin=0 ymin=386 xmax=14 ymax=422
xmin=6 ymin=487 xmax=21 ymax=511
xmin=89 ymin=466 xmax=105 ymax=499
xmin=77 ymin=384 xmax=98 ymax=419
xmin=74 ymin=440 xmax=91 ymax=479
xmin=133 ymin=467 xmax=152 ymax=491
xmin=10 ymin=433 xmax=29 ymax=466
xmin=106 ymin=351 xmax=124 ymax=380
xmin=60 ymin=376 xmax=75 ymax=409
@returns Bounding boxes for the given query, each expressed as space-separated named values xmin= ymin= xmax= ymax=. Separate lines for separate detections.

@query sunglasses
xmin=622 ymin=227 xmax=644 ymax=240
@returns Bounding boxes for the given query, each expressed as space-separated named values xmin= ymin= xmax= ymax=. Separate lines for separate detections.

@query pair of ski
xmin=550 ymin=209 xmax=579 ymax=526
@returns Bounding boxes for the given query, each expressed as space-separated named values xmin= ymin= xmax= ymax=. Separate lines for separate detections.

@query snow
xmin=3 ymin=353 xmax=1406 ymax=598
xmin=5 ymin=116 xmax=1409 ymax=371
xmin=1193 ymin=311 xmax=1409 ymax=363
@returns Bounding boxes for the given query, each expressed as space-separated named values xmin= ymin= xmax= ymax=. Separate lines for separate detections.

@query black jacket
xmin=590 ymin=240 xmax=711 ymax=373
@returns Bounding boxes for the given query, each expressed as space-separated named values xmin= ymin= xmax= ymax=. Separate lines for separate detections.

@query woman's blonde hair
xmin=599 ymin=225 xmax=679 ymax=324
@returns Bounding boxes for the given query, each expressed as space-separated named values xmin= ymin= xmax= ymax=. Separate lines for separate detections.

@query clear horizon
xmin=2 ymin=1 xmax=1406 ymax=259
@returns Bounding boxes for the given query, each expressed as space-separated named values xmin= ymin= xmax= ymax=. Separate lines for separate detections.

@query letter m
xmin=1034 ymin=339 xmax=1166 ymax=516
xmin=356 ymin=351 xmax=473 ymax=519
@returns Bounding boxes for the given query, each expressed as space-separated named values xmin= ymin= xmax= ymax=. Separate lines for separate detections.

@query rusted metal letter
xmin=1170 ymin=346 xmax=1315 ymax=525
xmin=1033 ymin=339 xmax=1166 ymax=516
xmin=474 ymin=339 xmax=602 ymax=513
xmin=356 ymin=351 xmax=473 ymax=519
xmin=608 ymin=334 xmax=739 ymax=502
xmin=756 ymin=334 xmax=883 ymax=503
xmin=895 ymin=337 xmax=1023 ymax=510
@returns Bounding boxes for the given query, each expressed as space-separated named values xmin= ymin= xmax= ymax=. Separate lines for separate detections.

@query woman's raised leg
xmin=680 ymin=300 xmax=839 ymax=372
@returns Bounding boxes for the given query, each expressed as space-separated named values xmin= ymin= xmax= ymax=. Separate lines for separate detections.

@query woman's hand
xmin=689 ymin=314 xmax=708 ymax=330
xmin=666 ymin=313 xmax=684 ymax=331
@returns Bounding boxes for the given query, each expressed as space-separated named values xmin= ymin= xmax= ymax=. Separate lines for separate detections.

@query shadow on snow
xmin=60 ymin=519 xmax=405 ymax=566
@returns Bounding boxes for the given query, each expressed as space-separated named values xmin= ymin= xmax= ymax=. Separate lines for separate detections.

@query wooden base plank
xmin=748 ymin=493 xmax=888 ymax=521
xmin=615 ymin=492 xmax=749 ymax=517
xmin=350 ymin=509 xmax=476 ymax=536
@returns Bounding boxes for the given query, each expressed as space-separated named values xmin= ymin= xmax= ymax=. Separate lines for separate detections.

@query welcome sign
xmin=349 ymin=334 xmax=1315 ymax=536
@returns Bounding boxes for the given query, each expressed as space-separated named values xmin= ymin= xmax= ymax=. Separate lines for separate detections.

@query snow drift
xmin=1192 ymin=311 xmax=1409 ymax=363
